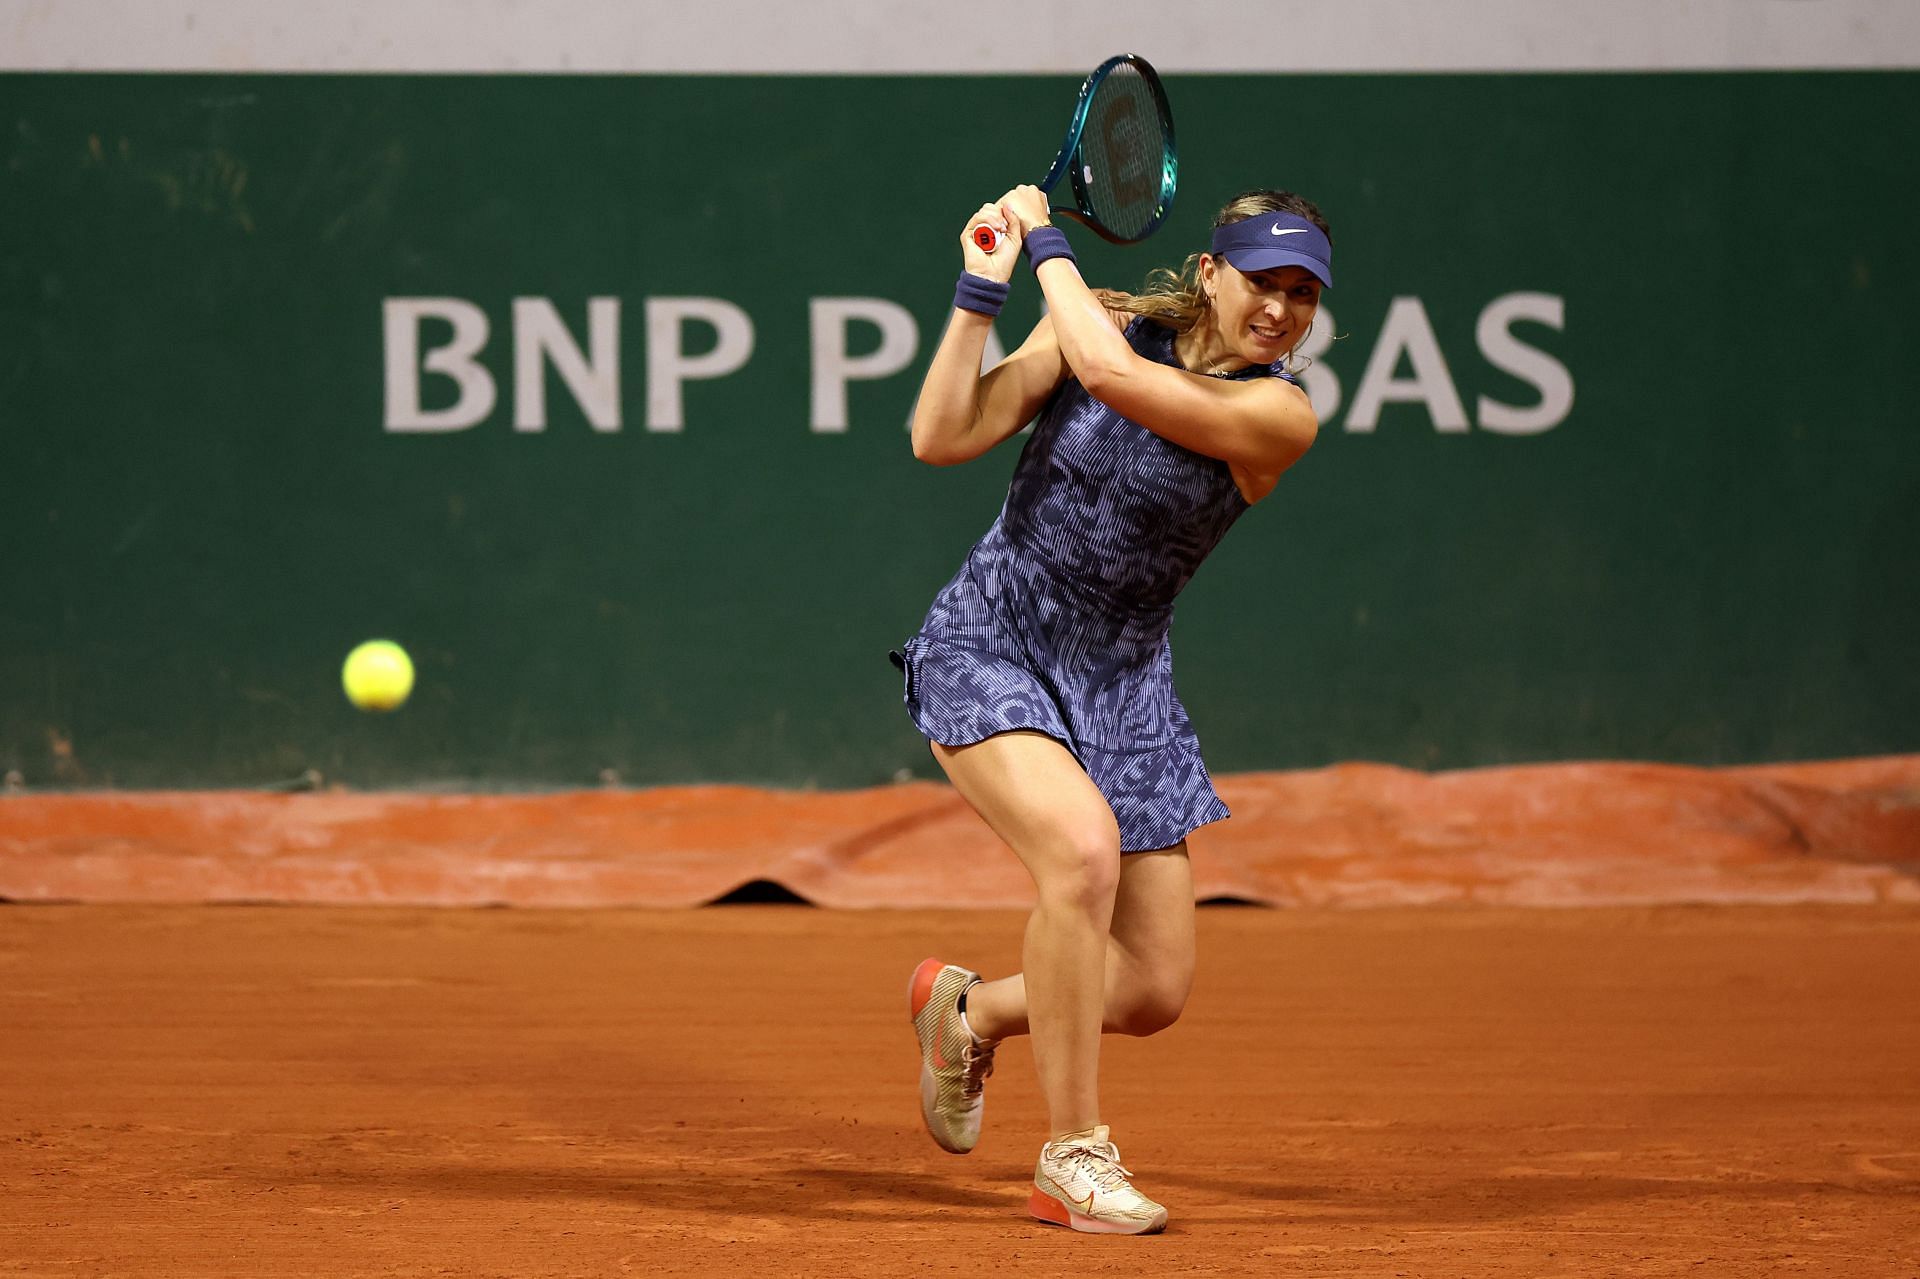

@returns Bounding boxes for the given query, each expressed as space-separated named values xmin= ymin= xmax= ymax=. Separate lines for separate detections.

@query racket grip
xmin=972 ymin=225 xmax=1002 ymax=253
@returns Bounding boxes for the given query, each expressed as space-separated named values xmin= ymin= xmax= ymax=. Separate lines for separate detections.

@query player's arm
xmin=911 ymin=311 xmax=1066 ymax=466
xmin=1002 ymin=189 xmax=1318 ymax=476
xmin=1048 ymin=297 xmax=1318 ymax=475
xmin=910 ymin=203 xmax=1070 ymax=466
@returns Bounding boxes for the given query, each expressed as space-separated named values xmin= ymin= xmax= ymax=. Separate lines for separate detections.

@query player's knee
xmin=1036 ymin=818 xmax=1122 ymax=915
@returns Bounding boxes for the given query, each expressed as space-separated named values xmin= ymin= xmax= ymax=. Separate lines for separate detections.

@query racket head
xmin=1043 ymin=54 xmax=1177 ymax=245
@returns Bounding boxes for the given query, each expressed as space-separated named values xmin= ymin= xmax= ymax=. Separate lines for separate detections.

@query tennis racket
xmin=973 ymin=53 xmax=1177 ymax=254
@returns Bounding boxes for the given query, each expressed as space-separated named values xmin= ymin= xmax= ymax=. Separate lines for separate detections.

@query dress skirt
xmin=891 ymin=533 xmax=1229 ymax=855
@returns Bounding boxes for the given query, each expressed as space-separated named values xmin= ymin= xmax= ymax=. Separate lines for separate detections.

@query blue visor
xmin=1210 ymin=211 xmax=1333 ymax=287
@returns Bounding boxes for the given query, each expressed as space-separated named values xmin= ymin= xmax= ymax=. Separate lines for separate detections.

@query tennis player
xmin=893 ymin=187 xmax=1332 ymax=1234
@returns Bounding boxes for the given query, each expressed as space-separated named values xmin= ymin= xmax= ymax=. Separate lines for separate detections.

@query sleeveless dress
xmin=891 ymin=315 xmax=1299 ymax=853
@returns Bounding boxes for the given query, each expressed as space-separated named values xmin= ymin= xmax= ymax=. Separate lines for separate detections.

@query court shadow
xmin=242 ymin=1159 xmax=1024 ymax=1223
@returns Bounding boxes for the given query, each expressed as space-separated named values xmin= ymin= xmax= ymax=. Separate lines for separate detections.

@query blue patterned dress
xmin=892 ymin=315 xmax=1299 ymax=853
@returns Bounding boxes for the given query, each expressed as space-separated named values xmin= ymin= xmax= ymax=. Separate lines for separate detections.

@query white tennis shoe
xmin=1028 ymin=1125 xmax=1168 ymax=1234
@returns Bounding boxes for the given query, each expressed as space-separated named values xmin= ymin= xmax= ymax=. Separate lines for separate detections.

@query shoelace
xmin=1049 ymin=1140 xmax=1134 ymax=1192
xmin=960 ymin=1040 xmax=996 ymax=1099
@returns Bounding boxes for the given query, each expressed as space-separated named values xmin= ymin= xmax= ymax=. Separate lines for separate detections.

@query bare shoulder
xmin=1267 ymin=373 xmax=1314 ymax=408
xmin=1261 ymin=373 xmax=1320 ymax=439
xmin=1232 ymin=375 xmax=1318 ymax=501
xmin=1222 ymin=369 xmax=1314 ymax=410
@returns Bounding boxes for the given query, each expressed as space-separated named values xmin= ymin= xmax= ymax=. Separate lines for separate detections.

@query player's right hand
xmin=997 ymin=185 xmax=1050 ymax=236
xmin=962 ymin=203 xmax=1019 ymax=282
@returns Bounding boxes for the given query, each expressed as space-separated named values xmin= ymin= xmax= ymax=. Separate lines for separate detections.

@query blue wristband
xmin=953 ymin=272 xmax=1010 ymax=317
xmin=1023 ymin=225 xmax=1076 ymax=271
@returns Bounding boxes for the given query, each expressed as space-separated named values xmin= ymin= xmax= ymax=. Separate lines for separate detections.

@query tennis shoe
xmin=907 ymin=957 xmax=996 ymax=1154
xmin=1028 ymin=1125 xmax=1168 ymax=1235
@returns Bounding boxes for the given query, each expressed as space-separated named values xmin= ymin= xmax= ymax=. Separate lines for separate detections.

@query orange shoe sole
xmin=1028 ymin=1185 xmax=1167 ymax=1235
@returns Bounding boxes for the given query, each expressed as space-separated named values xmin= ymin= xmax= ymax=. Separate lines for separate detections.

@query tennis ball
xmin=342 ymin=639 xmax=414 ymax=712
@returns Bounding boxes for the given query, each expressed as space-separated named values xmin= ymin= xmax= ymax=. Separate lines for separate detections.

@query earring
xmin=1288 ymin=321 xmax=1315 ymax=373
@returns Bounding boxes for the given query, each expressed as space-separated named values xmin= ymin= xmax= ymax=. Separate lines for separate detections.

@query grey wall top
xmin=6 ymin=0 xmax=1920 ymax=73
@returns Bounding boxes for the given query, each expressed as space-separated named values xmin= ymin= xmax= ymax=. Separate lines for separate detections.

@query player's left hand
xmin=962 ymin=202 xmax=1018 ymax=280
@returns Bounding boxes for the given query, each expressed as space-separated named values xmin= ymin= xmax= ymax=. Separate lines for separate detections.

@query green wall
xmin=2 ymin=73 xmax=1915 ymax=788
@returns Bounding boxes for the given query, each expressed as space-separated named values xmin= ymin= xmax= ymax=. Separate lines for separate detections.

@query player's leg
xmin=1020 ymin=845 xmax=1184 ymax=1234
xmin=963 ymin=843 xmax=1194 ymax=1040
xmin=1106 ymin=844 xmax=1197 ymax=1034
xmin=930 ymin=730 xmax=1120 ymax=1139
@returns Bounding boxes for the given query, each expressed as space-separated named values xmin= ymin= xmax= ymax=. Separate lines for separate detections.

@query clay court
xmin=5 ymin=761 xmax=1920 ymax=1274
xmin=5 ymin=898 xmax=1917 ymax=1277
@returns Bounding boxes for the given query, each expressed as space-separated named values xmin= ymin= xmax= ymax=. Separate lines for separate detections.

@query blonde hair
xmin=1110 ymin=190 xmax=1332 ymax=336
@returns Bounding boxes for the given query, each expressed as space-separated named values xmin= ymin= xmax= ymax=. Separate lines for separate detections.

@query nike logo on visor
xmin=1270 ymin=225 xmax=1309 ymax=237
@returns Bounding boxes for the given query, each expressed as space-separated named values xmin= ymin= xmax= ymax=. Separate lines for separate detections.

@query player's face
xmin=1209 ymin=259 xmax=1323 ymax=363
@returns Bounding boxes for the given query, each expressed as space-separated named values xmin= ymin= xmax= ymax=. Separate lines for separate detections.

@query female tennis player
xmin=893 ymin=186 xmax=1332 ymax=1234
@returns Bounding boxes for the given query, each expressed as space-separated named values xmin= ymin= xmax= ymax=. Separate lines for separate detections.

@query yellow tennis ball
xmin=342 ymin=639 xmax=414 ymax=712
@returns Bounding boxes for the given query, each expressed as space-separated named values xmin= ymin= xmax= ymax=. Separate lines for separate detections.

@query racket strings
xmin=1078 ymin=65 xmax=1170 ymax=241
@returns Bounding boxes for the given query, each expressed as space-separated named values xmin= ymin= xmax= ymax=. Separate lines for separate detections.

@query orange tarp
xmin=2 ymin=757 xmax=1915 ymax=908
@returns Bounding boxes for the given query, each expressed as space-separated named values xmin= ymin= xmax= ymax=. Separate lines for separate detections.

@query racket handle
xmin=972 ymin=224 xmax=1003 ymax=253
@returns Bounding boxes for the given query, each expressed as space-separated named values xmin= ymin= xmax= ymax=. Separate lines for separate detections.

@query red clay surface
xmin=3 ymin=756 xmax=1916 ymax=908
xmin=3 ymin=904 xmax=1917 ymax=1277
